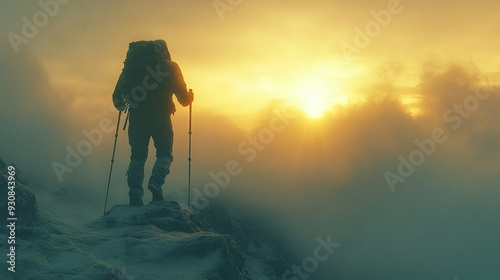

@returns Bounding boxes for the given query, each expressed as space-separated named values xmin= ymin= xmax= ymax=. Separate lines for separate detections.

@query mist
xmin=183 ymin=62 xmax=500 ymax=279
xmin=2 ymin=1 xmax=500 ymax=277
xmin=3 ymin=42 xmax=499 ymax=279
xmin=174 ymin=64 xmax=494 ymax=279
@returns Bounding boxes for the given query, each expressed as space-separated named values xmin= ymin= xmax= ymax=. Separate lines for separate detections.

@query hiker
xmin=112 ymin=39 xmax=194 ymax=205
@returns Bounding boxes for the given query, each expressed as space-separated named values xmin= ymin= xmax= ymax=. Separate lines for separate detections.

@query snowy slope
xmin=0 ymin=158 xmax=291 ymax=280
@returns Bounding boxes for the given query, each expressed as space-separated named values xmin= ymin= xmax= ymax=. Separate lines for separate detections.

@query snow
xmin=0 ymin=159 xmax=291 ymax=280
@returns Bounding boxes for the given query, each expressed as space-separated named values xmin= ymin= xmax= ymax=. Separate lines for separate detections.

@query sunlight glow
xmin=303 ymin=94 xmax=327 ymax=118
xmin=295 ymin=75 xmax=338 ymax=118
xmin=401 ymin=95 xmax=423 ymax=117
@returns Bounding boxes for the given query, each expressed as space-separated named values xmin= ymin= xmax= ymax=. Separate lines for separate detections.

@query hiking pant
xmin=127 ymin=114 xmax=174 ymax=193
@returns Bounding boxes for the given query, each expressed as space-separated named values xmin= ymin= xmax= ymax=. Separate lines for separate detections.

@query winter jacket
xmin=112 ymin=40 xmax=193 ymax=119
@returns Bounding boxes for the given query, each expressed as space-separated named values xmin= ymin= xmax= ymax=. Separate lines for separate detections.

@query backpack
xmin=120 ymin=40 xmax=170 ymax=96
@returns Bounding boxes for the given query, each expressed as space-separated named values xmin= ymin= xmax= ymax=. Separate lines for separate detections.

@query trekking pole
xmin=122 ymin=105 xmax=130 ymax=131
xmin=188 ymin=89 xmax=193 ymax=208
xmin=104 ymin=110 xmax=122 ymax=214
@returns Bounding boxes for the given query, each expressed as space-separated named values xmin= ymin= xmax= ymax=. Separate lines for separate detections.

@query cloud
xmin=0 ymin=40 xmax=72 ymax=180
xmin=203 ymin=62 xmax=500 ymax=279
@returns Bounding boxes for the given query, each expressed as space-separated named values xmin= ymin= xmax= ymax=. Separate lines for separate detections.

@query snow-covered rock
xmin=0 ymin=158 xmax=39 ymax=228
xmin=0 ymin=159 xmax=291 ymax=280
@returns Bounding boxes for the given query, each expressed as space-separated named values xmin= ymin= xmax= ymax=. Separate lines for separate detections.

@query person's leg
xmin=148 ymin=117 xmax=174 ymax=201
xmin=127 ymin=119 xmax=150 ymax=205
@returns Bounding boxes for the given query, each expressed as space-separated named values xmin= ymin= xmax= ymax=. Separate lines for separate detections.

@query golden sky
xmin=2 ymin=0 xmax=499 ymax=128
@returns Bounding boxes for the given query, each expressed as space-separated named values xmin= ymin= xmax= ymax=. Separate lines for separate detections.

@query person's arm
xmin=170 ymin=62 xmax=194 ymax=107
xmin=112 ymin=70 xmax=127 ymax=111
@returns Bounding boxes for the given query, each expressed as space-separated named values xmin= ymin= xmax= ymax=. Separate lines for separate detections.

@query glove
xmin=188 ymin=89 xmax=194 ymax=104
xmin=113 ymin=99 xmax=126 ymax=111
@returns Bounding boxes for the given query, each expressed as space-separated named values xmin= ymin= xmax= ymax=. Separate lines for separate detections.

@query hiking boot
xmin=129 ymin=188 xmax=144 ymax=206
xmin=148 ymin=183 xmax=164 ymax=202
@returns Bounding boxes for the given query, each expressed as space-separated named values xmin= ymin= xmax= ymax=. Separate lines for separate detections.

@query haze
xmin=1 ymin=1 xmax=500 ymax=279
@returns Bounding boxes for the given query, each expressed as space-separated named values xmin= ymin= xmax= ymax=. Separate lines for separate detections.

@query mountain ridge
xmin=0 ymin=158 xmax=292 ymax=280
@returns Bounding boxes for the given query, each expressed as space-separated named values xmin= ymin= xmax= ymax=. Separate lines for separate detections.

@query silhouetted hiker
xmin=112 ymin=39 xmax=194 ymax=206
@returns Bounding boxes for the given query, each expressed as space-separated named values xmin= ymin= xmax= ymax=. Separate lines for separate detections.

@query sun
xmin=296 ymin=79 xmax=333 ymax=118
xmin=289 ymin=67 xmax=351 ymax=118
xmin=303 ymin=95 xmax=326 ymax=118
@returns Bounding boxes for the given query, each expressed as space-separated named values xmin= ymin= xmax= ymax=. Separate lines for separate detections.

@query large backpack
xmin=120 ymin=40 xmax=170 ymax=96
